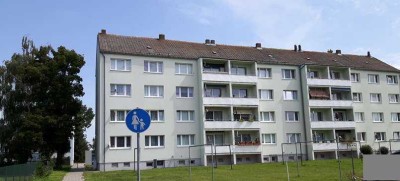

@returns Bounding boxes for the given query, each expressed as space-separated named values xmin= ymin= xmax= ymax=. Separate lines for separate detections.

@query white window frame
xmin=177 ymin=110 xmax=195 ymax=122
xmin=176 ymin=87 xmax=194 ymax=98
xmin=177 ymin=134 xmax=195 ymax=146
xmin=389 ymin=94 xmax=399 ymax=103
xmin=354 ymin=112 xmax=364 ymax=122
xmin=231 ymin=66 xmax=246 ymax=75
xmin=372 ymin=112 xmax=384 ymax=122
xmin=258 ymin=68 xmax=272 ymax=78
xmin=375 ymin=132 xmax=386 ymax=141
xmin=259 ymin=89 xmax=273 ymax=100
xmin=391 ymin=113 xmax=400 ymax=122
xmin=357 ymin=132 xmax=366 ymax=142
xmin=147 ymin=110 xmax=164 ymax=122
xmin=285 ymin=111 xmax=299 ymax=122
xmin=110 ymin=136 xmax=131 ymax=149
xmin=110 ymin=84 xmax=131 ymax=96
xmin=111 ymin=59 xmax=131 ymax=71
xmin=144 ymin=60 xmax=163 ymax=73
xmin=352 ymin=92 xmax=362 ymax=102
xmin=282 ymin=69 xmax=295 ymax=79
xmin=175 ymin=63 xmax=193 ymax=75
xmin=260 ymin=112 xmax=275 ymax=122
xmin=110 ymin=110 xmax=129 ymax=122
xmin=206 ymin=133 xmax=224 ymax=145
xmin=394 ymin=132 xmax=400 ymax=140
xmin=262 ymin=134 xmax=276 ymax=144
xmin=144 ymin=85 xmax=164 ymax=98
xmin=283 ymin=90 xmax=298 ymax=100
xmin=370 ymin=93 xmax=381 ymax=103
xmin=145 ymin=135 xmax=165 ymax=148
xmin=287 ymin=133 xmax=301 ymax=143
xmin=368 ymin=74 xmax=379 ymax=84
xmin=350 ymin=73 xmax=360 ymax=82
xmin=387 ymin=75 xmax=398 ymax=84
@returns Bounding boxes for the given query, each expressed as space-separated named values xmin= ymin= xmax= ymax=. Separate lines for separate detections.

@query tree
xmin=360 ymin=145 xmax=373 ymax=155
xmin=0 ymin=37 xmax=94 ymax=168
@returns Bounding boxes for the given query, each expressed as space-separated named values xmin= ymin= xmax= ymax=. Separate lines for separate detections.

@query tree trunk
xmin=55 ymin=152 xmax=64 ymax=169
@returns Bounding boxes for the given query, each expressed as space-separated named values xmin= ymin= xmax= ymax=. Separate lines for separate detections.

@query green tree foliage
xmin=0 ymin=37 xmax=94 ymax=168
xmin=379 ymin=146 xmax=389 ymax=154
xmin=360 ymin=145 xmax=373 ymax=155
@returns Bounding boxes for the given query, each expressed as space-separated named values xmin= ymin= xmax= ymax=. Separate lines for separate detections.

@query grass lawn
xmin=84 ymin=159 xmax=363 ymax=181
xmin=32 ymin=170 xmax=68 ymax=181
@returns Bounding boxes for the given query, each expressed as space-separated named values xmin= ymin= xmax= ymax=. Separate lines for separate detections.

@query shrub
xmin=35 ymin=160 xmax=54 ymax=177
xmin=85 ymin=164 xmax=95 ymax=171
xmin=379 ymin=146 xmax=389 ymax=154
xmin=360 ymin=145 xmax=373 ymax=155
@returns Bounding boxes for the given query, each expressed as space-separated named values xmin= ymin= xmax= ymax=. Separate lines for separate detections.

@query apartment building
xmin=95 ymin=30 xmax=400 ymax=171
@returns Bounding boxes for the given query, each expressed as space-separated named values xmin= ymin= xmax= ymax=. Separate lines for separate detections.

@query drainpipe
xmin=298 ymin=64 xmax=309 ymax=160
xmin=102 ymin=52 xmax=106 ymax=171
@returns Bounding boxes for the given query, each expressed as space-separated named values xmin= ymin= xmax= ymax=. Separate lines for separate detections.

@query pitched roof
xmin=98 ymin=33 xmax=400 ymax=73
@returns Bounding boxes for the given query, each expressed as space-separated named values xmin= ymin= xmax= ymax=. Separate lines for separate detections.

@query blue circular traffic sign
xmin=125 ymin=108 xmax=151 ymax=133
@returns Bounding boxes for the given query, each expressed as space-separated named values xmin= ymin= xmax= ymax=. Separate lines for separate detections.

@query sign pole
xmin=137 ymin=133 xmax=140 ymax=181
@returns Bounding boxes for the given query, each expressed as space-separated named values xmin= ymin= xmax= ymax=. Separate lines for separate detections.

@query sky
xmin=1 ymin=0 xmax=400 ymax=142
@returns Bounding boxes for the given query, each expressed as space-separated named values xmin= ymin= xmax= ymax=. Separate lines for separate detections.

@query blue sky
xmin=1 ymin=0 xmax=400 ymax=142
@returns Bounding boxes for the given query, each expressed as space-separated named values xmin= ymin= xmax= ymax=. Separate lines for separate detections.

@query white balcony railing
xmin=204 ymin=145 xmax=261 ymax=154
xmin=307 ymin=78 xmax=351 ymax=86
xmin=310 ymin=121 xmax=356 ymax=129
xmin=204 ymin=145 xmax=232 ymax=154
xmin=204 ymin=120 xmax=260 ymax=129
xmin=234 ymin=145 xmax=261 ymax=153
xmin=203 ymin=73 xmax=257 ymax=83
xmin=309 ymin=100 xmax=352 ymax=107
xmin=203 ymin=97 xmax=259 ymax=106
xmin=313 ymin=142 xmax=358 ymax=151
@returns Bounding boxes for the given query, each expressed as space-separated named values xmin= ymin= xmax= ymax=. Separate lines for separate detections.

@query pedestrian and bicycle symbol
xmin=125 ymin=108 xmax=151 ymax=133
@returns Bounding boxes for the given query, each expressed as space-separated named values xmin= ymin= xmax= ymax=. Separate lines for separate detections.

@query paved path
xmin=63 ymin=163 xmax=85 ymax=181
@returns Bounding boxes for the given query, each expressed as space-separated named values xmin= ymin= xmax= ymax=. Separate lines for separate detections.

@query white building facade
xmin=96 ymin=30 xmax=400 ymax=171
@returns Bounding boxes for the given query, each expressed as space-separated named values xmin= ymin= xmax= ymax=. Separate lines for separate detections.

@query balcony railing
xmin=202 ymin=73 xmax=257 ymax=83
xmin=203 ymin=97 xmax=259 ymax=106
xmin=309 ymin=100 xmax=352 ymax=107
xmin=310 ymin=120 xmax=355 ymax=129
xmin=313 ymin=141 xmax=358 ymax=151
xmin=234 ymin=145 xmax=261 ymax=153
xmin=204 ymin=120 xmax=260 ymax=129
xmin=204 ymin=144 xmax=261 ymax=154
xmin=307 ymin=78 xmax=351 ymax=86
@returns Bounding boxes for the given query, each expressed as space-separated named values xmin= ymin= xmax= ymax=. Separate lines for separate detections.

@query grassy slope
xmin=33 ymin=170 xmax=68 ymax=181
xmin=84 ymin=159 xmax=363 ymax=181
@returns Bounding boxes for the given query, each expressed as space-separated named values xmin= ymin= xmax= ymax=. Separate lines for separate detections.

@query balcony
xmin=202 ymin=73 xmax=257 ymax=83
xmin=307 ymin=78 xmax=351 ymax=86
xmin=310 ymin=121 xmax=355 ymax=129
xmin=204 ymin=120 xmax=260 ymax=129
xmin=309 ymin=100 xmax=352 ymax=107
xmin=313 ymin=142 xmax=357 ymax=151
xmin=204 ymin=145 xmax=232 ymax=154
xmin=203 ymin=97 xmax=259 ymax=106
xmin=203 ymin=144 xmax=261 ymax=154
xmin=234 ymin=145 xmax=261 ymax=153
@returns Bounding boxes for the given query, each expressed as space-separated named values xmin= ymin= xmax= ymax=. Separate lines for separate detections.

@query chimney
xmin=210 ymin=40 xmax=216 ymax=44
xmin=327 ymin=49 xmax=333 ymax=53
xmin=100 ymin=29 xmax=107 ymax=34
xmin=367 ymin=51 xmax=371 ymax=57
xmin=336 ymin=49 xmax=342 ymax=55
xmin=294 ymin=45 xmax=297 ymax=52
xmin=205 ymin=39 xmax=210 ymax=44
xmin=158 ymin=34 xmax=165 ymax=40
xmin=256 ymin=43 xmax=262 ymax=49
xmin=298 ymin=45 xmax=302 ymax=52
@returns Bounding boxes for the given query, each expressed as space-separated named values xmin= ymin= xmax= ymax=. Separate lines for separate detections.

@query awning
xmin=309 ymin=88 xmax=330 ymax=99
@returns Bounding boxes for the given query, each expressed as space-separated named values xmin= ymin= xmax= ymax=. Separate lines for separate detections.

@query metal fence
xmin=0 ymin=162 xmax=38 ymax=181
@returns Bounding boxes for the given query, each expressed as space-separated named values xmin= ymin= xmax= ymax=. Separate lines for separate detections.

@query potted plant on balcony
xmin=239 ymin=117 xmax=244 ymax=122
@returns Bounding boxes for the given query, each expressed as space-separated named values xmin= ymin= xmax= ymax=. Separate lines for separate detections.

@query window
xmin=145 ymin=135 xmax=165 ymax=148
xmin=330 ymin=71 xmax=340 ymax=79
xmin=334 ymin=111 xmax=346 ymax=121
xmin=389 ymin=94 xmax=399 ymax=103
xmin=231 ymin=66 xmax=246 ymax=75
xmin=354 ymin=112 xmax=364 ymax=122
xmin=232 ymin=89 xmax=247 ymax=98
xmin=357 ymin=132 xmax=366 ymax=142
xmin=368 ymin=74 xmax=379 ymax=83
xmin=205 ymin=87 xmax=221 ymax=97
xmin=123 ymin=162 xmax=130 ymax=167
xmin=205 ymin=111 xmax=223 ymax=121
xmin=177 ymin=110 xmax=194 ymax=122
xmin=111 ymin=163 xmax=118 ymax=168
xmin=282 ymin=69 xmax=295 ymax=79
xmin=308 ymin=71 xmax=319 ymax=78
xmin=262 ymin=134 xmax=276 ymax=144
xmin=375 ymin=132 xmax=386 ymax=141
xmin=351 ymin=73 xmax=360 ymax=82
xmin=259 ymin=89 xmax=273 ymax=100
xmin=283 ymin=90 xmax=298 ymax=100
xmin=391 ymin=113 xmax=400 ymax=122
xmin=387 ymin=75 xmax=398 ymax=84
xmin=176 ymin=87 xmax=194 ymax=98
xmin=111 ymin=59 xmax=131 ymax=71
xmin=110 ymin=136 xmax=131 ymax=148
xmin=260 ymin=112 xmax=275 ymax=122
xmin=206 ymin=134 xmax=223 ymax=145
xmin=394 ymin=132 xmax=400 ymax=140
xmin=177 ymin=134 xmax=195 ymax=146
xmin=110 ymin=84 xmax=131 ymax=96
xmin=233 ymin=114 xmax=252 ymax=121
xmin=148 ymin=110 xmax=164 ymax=122
xmin=352 ymin=93 xmax=362 ymax=102
xmin=110 ymin=110 xmax=129 ymax=122
xmin=370 ymin=93 xmax=381 ymax=103
xmin=372 ymin=112 xmax=384 ymax=122
xmin=310 ymin=111 xmax=323 ymax=121
xmin=286 ymin=111 xmax=299 ymax=122
xmin=258 ymin=68 xmax=271 ymax=78
xmin=175 ymin=63 xmax=193 ymax=74
xmin=144 ymin=60 xmax=163 ymax=73
xmin=287 ymin=133 xmax=301 ymax=143
xmin=146 ymin=162 xmax=153 ymax=167
xmin=144 ymin=86 xmax=164 ymax=97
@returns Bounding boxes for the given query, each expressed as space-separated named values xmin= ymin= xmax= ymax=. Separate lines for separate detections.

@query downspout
xmin=298 ymin=64 xmax=308 ymax=160
xmin=102 ymin=52 xmax=106 ymax=171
